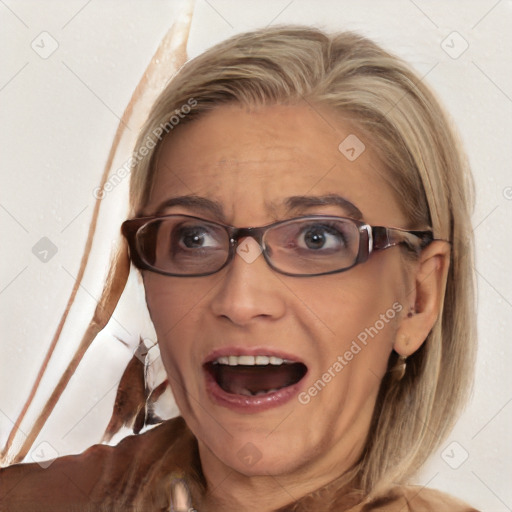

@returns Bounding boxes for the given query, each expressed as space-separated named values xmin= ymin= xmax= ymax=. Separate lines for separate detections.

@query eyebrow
xmin=153 ymin=195 xmax=224 ymax=218
xmin=151 ymin=193 xmax=363 ymax=222
xmin=282 ymin=194 xmax=363 ymax=221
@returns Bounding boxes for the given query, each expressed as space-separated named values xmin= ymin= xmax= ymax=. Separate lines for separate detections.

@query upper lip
xmin=203 ymin=347 xmax=305 ymax=366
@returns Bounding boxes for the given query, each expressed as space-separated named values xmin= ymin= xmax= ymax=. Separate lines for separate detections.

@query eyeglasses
xmin=121 ymin=214 xmax=433 ymax=278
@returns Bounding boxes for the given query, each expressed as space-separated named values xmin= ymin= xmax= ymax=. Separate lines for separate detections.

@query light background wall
xmin=1 ymin=1 xmax=511 ymax=510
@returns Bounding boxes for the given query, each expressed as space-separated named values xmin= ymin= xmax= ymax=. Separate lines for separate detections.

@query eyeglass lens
xmin=135 ymin=216 xmax=362 ymax=276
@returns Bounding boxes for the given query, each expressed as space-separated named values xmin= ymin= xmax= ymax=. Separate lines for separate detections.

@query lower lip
xmin=204 ymin=367 xmax=307 ymax=413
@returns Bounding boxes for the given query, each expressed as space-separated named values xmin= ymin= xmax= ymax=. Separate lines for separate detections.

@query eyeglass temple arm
xmin=372 ymin=226 xmax=434 ymax=253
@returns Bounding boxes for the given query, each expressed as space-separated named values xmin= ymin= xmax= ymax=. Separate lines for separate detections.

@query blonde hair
xmin=128 ymin=26 xmax=476 ymax=499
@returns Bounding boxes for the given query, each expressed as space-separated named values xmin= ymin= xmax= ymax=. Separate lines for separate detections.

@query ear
xmin=394 ymin=240 xmax=451 ymax=357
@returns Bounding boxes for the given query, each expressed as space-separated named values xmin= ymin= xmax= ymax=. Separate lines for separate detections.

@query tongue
xmin=214 ymin=364 xmax=306 ymax=395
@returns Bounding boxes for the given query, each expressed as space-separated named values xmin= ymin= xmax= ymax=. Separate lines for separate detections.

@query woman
xmin=0 ymin=26 xmax=478 ymax=511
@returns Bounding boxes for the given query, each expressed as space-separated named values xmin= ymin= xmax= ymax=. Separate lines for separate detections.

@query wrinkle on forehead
xmin=146 ymin=103 xmax=408 ymax=228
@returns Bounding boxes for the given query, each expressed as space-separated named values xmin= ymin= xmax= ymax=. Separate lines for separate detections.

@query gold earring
xmin=391 ymin=354 xmax=407 ymax=381
xmin=398 ymin=333 xmax=410 ymax=347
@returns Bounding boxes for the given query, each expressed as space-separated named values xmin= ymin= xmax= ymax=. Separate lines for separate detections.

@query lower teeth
xmin=239 ymin=387 xmax=279 ymax=396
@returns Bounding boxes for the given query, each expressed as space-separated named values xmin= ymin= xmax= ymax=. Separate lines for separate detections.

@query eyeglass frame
xmin=121 ymin=213 xmax=435 ymax=278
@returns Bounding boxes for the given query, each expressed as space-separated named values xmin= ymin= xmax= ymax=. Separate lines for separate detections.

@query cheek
xmin=142 ymin=273 xmax=220 ymax=363
xmin=142 ymin=275 xmax=210 ymax=409
xmin=143 ymin=273 xmax=214 ymax=328
xmin=290 ymin=257 xmax=403 ymax=369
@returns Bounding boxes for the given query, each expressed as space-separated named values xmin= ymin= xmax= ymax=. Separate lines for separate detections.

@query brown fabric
xmin=0 ymin=417 xmax=479 ymax=512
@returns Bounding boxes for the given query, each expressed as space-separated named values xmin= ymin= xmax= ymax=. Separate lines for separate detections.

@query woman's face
xmin=142 ymin=103 xmax=414 ymax=485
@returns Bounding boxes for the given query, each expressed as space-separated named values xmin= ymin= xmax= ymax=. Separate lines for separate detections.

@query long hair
xmin=128 ymin=26 xmax=476 ymax=497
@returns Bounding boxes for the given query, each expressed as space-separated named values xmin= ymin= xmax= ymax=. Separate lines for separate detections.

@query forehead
xmin=146 ymin=102 xmax=406 ymax=227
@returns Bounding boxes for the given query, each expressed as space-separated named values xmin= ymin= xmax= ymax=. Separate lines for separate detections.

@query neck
xmin=195 ymin=440 xmax=364 ymax=512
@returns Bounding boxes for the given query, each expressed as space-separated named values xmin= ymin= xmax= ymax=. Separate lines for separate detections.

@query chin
xmin=213 ymin=434 xmax=309 ymax=477
xmin=193 ymin=411 xmax=317 ymax=477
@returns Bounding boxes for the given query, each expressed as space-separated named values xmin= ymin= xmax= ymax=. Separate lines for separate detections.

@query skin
xmin=140 ymin=102 xmax=450 ymax=511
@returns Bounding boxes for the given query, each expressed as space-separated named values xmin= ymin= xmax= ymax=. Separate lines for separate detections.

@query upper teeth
xmin=212 ymin=355 xmax=294 ymax=366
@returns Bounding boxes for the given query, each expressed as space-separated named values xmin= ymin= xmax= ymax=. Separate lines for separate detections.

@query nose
xmin=209 ymin=237 xmax=286 ymax=326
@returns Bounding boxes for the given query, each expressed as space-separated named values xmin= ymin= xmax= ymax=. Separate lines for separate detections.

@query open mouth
xmin=204 ymin=355 xmax=308 ymax=397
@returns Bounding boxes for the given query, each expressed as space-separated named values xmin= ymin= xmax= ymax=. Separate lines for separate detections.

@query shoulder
xmin=397 ymin=485 xmax=479 ymax=511
xmin=0 ymin=416 xmax=195 ymax=512
xmin=359 ymin=485 xmax=480 ymax=512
